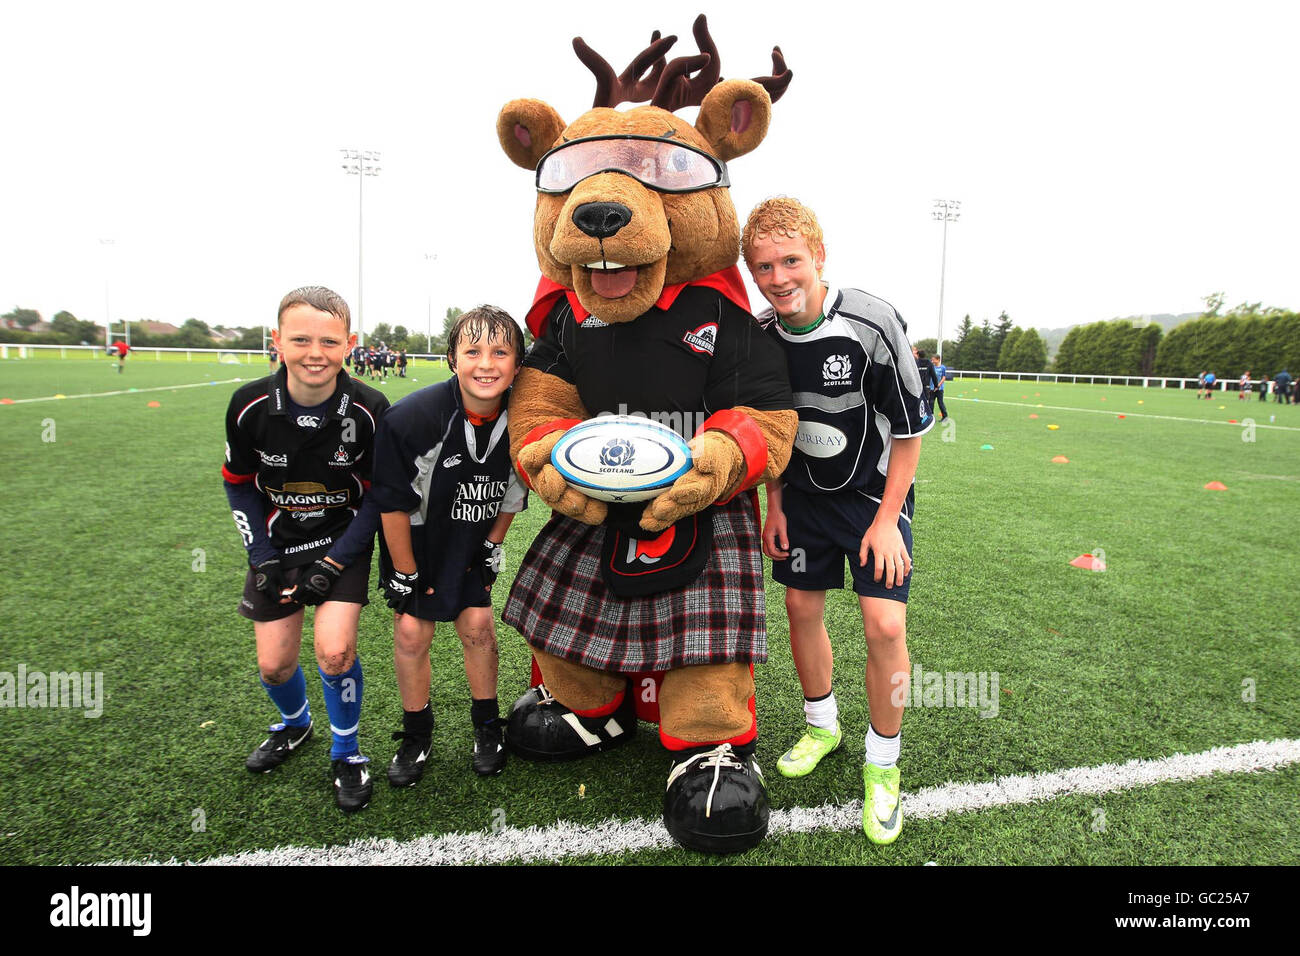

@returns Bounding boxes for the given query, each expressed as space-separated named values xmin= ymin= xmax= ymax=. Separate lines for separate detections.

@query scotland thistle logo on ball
xmin=551 ymin=415 xmax=694 ymax=503
xmin=599 ymin=438 xmax=636 ymax=472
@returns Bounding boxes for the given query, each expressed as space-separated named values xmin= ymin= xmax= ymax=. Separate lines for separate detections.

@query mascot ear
xmin=695 ymin=78 xmax=771 ymax=163
xmin=497 ymin=99 xmax=567 ymax=171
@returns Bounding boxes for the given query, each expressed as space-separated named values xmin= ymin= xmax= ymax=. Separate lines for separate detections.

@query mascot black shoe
xmin=664 ymin=742 xmax=770 ymax=854
xmin=506 ymin=682 xmax=637 ymax=761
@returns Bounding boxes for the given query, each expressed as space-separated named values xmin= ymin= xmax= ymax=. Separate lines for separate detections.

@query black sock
xmin=470 ymin=697 xmax=499 ymax=728
xmin=403 ymin=702 xmax=433 ymax=736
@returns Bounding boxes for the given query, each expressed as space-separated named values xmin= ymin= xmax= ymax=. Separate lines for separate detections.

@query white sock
xmin=803 ymin=691 xmax=838 ymax=731
xmin=865 ymin=723 xmax=900 ymax=768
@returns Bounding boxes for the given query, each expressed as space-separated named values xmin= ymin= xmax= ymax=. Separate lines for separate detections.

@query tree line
xmin=367 ymin=307 xmax=461 ymax=355
xmin=1152 ymin=305 xmax=1300 ymax=379
xmin=916 ymin=312 xmax=1048 ymax=373
xmin=1053 ymin=320 xmax=1162 ymax=376
xmin=0 ymin=307 xmax=267 ymax=350
xmin=1054 ymin=300 xmax=1300 ymax=378
xmin=0 ymin=306 xmax=475 ymax=354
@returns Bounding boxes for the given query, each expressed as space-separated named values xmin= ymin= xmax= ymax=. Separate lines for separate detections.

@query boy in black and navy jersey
xmin=371 ymin=306 xmax=528 ymax=783
xmin=222 ymin=286 xmax=390 ymax=813
xmin=743 ymin=198 xmax=932 ymax=845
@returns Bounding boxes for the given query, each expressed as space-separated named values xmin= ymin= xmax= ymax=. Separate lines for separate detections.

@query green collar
xmin=779 ymin=312 xmax=826 ymax=335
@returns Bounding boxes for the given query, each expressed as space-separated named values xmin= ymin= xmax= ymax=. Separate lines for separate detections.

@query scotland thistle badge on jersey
xmin=822 ymin=354 xmax=852 ymax=385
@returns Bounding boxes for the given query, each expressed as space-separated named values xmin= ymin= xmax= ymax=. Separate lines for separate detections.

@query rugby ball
xmin=550 ymin=415 xmax=693 ymax=503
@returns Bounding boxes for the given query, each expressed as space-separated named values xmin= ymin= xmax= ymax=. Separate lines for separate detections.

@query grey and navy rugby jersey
xmin=760 ymin=286 xmax=932 ymax=518
xmin=370 ymin=378 xmax=526 ymax=579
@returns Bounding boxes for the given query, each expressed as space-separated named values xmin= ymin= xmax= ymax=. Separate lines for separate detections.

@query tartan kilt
xmin=502 ymin=493 xmax=767 ymax=672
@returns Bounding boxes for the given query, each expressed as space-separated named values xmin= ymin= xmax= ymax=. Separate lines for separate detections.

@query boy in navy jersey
xmin=371 ymin=306 xmax=528 ymax=783
xmin=223 ymin=286 xmax=390 ymax=813
xmin=742 ymin=198 xmax=932 ymax=844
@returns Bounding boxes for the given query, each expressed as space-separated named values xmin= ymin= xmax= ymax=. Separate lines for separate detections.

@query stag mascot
xmin=498 ymin=16 xmax=798 ymax=853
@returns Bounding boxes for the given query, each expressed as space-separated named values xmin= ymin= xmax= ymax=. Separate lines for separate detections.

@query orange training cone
xmin=1204 ymin=481 xmax=1227 ymax=491
xmin=1051 ymin=455 xmax=1069 ymax=463
xmin=147 ymin=401 xmax=161 ymax=408
xmin=1070 ymin=554 xmax=1106 ymax=571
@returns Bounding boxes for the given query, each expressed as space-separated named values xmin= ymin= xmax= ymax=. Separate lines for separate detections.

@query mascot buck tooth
xmin=498 ymin=15 xmax=798 ymax=853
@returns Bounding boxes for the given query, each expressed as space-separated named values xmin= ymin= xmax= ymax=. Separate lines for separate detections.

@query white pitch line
xmin=0 ymin=377 xmax=245 ymax=405
xmin=113 ymin=737 xmax=1299 ymax=866
xmin=949 ymin=396 xmax=1300 ymax=432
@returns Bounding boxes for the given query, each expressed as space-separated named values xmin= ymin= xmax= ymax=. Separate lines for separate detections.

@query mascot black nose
xmin=573 ymin=202 xmax=632 ymax=239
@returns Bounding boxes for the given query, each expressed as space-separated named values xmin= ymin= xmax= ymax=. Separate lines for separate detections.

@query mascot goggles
xmin=536 ymin=135 xmax=729 ymax=194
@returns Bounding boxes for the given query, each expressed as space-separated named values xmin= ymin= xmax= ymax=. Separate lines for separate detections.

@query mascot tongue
xmin=589 ymin=266 xmax=638 ymax=299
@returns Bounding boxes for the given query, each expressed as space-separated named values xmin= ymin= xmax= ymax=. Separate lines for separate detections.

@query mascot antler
xmin=574 ymin=14 xmax=792 ymax=113
xmin=573 ymin=30 xmax=677 ymax=109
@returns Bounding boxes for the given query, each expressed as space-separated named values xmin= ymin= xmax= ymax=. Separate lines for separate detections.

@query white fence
xmin=946 ymin=368 xmax=1276 ymax=393
xmin=1 ymin=344 xmax=1279 ymax=393
xmin=0 ymin=343 xmax=447 ymax=363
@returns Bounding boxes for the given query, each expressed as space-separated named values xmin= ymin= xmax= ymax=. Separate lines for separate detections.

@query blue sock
xmin=260 ymin=667 xmax=310 ymax=728
xmin=319 ymin=659 xmax=363 ymax=759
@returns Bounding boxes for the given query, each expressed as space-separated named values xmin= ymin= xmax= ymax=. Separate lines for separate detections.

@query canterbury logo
xmin=442 ymin=454 xmax=462 ymax=468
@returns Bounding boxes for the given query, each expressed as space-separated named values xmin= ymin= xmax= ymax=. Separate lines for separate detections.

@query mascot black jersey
xmin=526 ymin=285 xmax=793 ymax=442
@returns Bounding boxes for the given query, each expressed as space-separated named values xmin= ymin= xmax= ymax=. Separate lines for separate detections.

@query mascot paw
xmin=663 ymin=743 xmax=770 ymax=854
xmin=520 ymin=432 xmax=606 ymax=522
xmin=517 ymin=429 xmax=567 ymax=482
xmin=505 ymin=683 xmax=636 ymax=761
xmin=641 ymin=431 xmax=743 ymax=531
xmin=536 ymin=467 xmax=609 ymax=525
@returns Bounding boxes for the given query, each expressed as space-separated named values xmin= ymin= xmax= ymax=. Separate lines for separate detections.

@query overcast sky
xmin=3 ymin=0 xmax=1297 ymax=346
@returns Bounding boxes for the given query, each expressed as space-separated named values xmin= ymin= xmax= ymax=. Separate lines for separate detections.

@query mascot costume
xmin=497 ymin=15 xmax=799 ymax=853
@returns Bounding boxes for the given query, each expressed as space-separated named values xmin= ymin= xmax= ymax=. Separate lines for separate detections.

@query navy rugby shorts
xmin=771 ymin=484 xmax=912 ymax=603
xmin=238 ymin=553 xmax=372 ymax=622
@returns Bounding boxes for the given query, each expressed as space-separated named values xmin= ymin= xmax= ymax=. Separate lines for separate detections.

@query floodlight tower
xmin=340 ymin=148 xmax=382 ymax=346
xmin=424 ymin=252 xmax=437 ymax=353
xmin=932 ymin=199 xmax=960 ymax=364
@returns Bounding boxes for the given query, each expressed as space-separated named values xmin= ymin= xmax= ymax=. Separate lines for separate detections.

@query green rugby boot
xmin=862 ymin=762 xmax=902 ymax=844
xmin=776 ymin=721 xmax=842 ymax=778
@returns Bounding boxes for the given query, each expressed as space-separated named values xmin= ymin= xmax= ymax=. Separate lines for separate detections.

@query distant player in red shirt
xmin=112 ymin=340 xmax=129 ymax=373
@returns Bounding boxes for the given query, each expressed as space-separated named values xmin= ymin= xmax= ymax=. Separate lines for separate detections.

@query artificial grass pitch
xmin=0 ymin=360 xmax=1296 ymax=865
